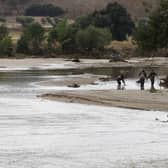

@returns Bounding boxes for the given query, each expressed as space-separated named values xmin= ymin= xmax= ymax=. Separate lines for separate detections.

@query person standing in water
xmin=138 ymin=70 xmax=147 ymax=90
xmin=117 ymin=72 xmax=126 ymax=90
xmin=148 ymin=70 xmax=157 ymax=90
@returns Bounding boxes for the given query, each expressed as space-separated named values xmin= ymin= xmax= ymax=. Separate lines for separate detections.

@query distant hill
xmin=0 ymin=0 xmax=160 ymax=19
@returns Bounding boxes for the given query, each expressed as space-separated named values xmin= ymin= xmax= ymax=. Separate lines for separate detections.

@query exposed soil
xmin=41 ymin=89 xmax=168 ymax=111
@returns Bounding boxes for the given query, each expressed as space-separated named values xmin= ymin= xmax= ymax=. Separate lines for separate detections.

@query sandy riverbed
xmin=41 ymin=89 xmax=168 ymax=112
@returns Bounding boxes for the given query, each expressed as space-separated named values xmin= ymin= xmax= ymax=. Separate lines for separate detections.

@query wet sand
xmin=41 ymin=89 xmax=168 ymax=111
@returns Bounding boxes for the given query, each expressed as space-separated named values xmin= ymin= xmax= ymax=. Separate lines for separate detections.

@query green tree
xmin=25 ymin=4 xmax=64 ymax=17
xmin=0 ymin=25 xmax=13 ymax=56
xmin=76 ymin=15 xmax=93 ymax=29
xmin=17 ymin=23 xmax=45 ymax=55
xmin=0 ymin=37 xmax=13 ymax=56
xmin=47 ymin=19 xmax=68 ymax=53
xmin=16 ymin=33 xmax=29 ymax=54
xmin=47 ymin=26 xmax=59 ymax=53
xmin=47 ymin=19 xmax=80 ymax=53
xmin=0 ymin=25 xmax=8 ymax=41
xmin=134 ymin=20 xmax=157 ymax=51
xmin=76 ymin=2 xmax=134 ymax=41
xmin=135 ymin=0 xmax=168 ymax=52
xmin=76 ymin=25 xmax=112 ymax=52
xmin=62 ymin=23 xmax=80 ymax=52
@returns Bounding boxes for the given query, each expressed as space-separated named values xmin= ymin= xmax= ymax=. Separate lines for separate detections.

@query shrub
xmin=16 ymin=16 xmax=34 ymax=27
xmin=76 ymin=25 xmax=112 ymax=52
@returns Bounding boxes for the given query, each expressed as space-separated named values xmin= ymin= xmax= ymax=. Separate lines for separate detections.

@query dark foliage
xmin=17 ymin=23 xmax=45 ymax=55
xmin=25 ymin=4 xmax=65 ymax=17
xmin=16 ymin=16 xmax=34 ymax=27
xmin=134 ymin=0 xmax=168 ymax=52
xmin=76 ymin=2 xmax=135 ymax=41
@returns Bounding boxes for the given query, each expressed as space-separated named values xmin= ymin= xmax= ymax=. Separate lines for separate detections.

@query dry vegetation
xmin=105 ymin=39 xmax=137 ymax=58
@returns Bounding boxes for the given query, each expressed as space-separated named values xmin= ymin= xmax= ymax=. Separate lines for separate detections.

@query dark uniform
xmin=138 ymin=70 xmax=147 ymax=90
xmin=148 ymin=70 xmax=157 ymax=90
xmin=117 ymin=73 xmax=126 ymax=90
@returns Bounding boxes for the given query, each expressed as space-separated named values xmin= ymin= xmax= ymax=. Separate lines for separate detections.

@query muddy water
xmin=0 ymin=67 xmax=168 ymax=168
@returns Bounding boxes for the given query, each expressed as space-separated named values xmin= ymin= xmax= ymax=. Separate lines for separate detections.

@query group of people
xmin=117 ymin=70 xmax=158 ymax=90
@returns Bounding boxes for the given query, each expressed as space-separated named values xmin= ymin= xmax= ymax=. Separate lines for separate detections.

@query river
xmin=0 ymin=66 xmax=168 ymax=168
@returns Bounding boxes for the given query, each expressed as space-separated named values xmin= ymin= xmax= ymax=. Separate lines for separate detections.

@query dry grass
xmin=9 ymin=31 xmax=22 ymax=44
xmin=106 ymin=39 xmax=137 ymax=51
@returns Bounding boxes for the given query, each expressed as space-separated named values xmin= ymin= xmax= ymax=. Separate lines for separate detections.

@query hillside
xmin=0 ymin=0 xmax=160 ymax=19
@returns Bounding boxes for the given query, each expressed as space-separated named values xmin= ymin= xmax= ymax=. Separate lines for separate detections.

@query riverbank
xmin=0 ymin=57 xmax=168 ymax=70
xmin=40 ymin=89 xmax=168 ymax=111
xmin=1 ymin=57 xmax=168 ymax=111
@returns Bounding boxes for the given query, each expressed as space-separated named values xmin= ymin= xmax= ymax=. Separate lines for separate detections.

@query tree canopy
xmin=135 ymin=0 xmax=168 ymax=51
xmin=76 ymin=25 xmax=112 ymax=52
xmin=76 ymin=2 xmax=135 ymax=41
xmin=0 ymin=25 xmax=13 ymax=56
xmin=25 ymin=4 xmax=65 ymax=17
xmin=17 ymin=23 xmax=45 ymax=55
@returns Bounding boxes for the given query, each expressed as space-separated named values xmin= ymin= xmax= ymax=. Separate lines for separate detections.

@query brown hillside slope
xmin=0 ymin=0 xmax=160 ymax=18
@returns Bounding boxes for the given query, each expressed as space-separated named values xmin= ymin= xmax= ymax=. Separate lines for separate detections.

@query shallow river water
xmin=0 ymin=66 xmax=168 ymax=168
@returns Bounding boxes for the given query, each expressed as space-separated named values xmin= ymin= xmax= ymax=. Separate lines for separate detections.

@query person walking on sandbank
xmin=148 ymin=70 xmax=157 ymax=90
xmin=117 ymin=73 xmax=126 ymax=90
xmin=137 ymin=70 xmax=147 ymax=90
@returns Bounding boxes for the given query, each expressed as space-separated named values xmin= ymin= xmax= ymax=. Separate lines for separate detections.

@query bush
xmin=25 ymin=4 xmax=65 ymax=17
xmin=76 ymin=25 xmax=112 ymax=52
xmin=16 ymin=16 xmax=34 ymax=27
